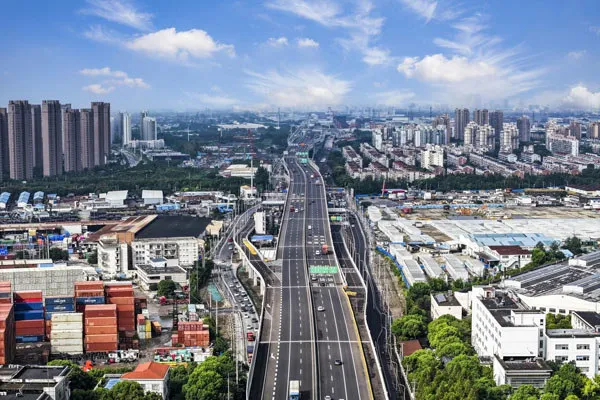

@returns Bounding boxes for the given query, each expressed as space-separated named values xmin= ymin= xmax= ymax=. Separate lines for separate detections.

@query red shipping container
xmin=86 ymin=334 xmax=118 ymax=343
xmin=15 ymin=327 xmax=45 ymax=336
xmin=13 ymin=291 xmax=43 ymax=303
xmin=75 ymin=290 xmax=104 ymax=298
xmin=85 ymin=317 xmax=117 ymax=326
xmin=85 ymin=325 xmax=117 ymax=335
xmin=85 ymin=305 xmax=117 ymax=318
xmin=15 ymin=320 xmax=45 ymax=330
xmin=85 ymin=343 xmax=118 ymax=352
xmin=75 ymin=282 xmax=104 ymax=289
xmin=106 ymin=297 xmax=134 ymax=305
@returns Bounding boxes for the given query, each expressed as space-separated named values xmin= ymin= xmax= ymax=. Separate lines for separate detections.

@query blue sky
xmin=0 ymin=0 xmax=599 ymax=111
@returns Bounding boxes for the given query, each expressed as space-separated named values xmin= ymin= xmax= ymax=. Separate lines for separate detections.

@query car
xmin=317 ymin=306 xmax=325 ymax=312
xmin=315 ymin=250 xmax=321 ymax=255
xmin=311 ymin=276 xmax=318 ymax=281
xmin=320 ymin=282 xmax=326 ymax=287
xmin=251 ymin=318 xmax=258 ymax=323
xmin=247 ymin=325 xmax=252 ymax=330
xmin=324 ymin=396 xmax=332 ymax=400
xmin=334 ymin=359 xmax=343 ymax=365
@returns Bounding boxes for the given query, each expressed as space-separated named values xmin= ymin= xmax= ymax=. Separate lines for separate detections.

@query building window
xmin=555 ymin=344 xmax=569 ymax=350
xmin=576 ymin=355 xmax=590 ymax=361
xmin=152 ymin=384 xmax=160 ymax=391
xmin=540 ymin=340 xmax=544 ymax=348
xmin=577 ymin=344 xmax=590 ymax=350
xmin=559 ymin=309 xmax=566 ymax=314
xmin=555 ymin=356 xmax=569 ymax=362
xmin=549 ymin=308 xmax=556 ymax=313
xmin=540 ymin=319 xmax=544 ymax=325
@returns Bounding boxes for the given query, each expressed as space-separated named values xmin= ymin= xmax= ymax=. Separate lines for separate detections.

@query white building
xmin=132 ymin=237 xmax=199 ymax=269
xmin=104 ymin=190 xmax=128 ymax=207
xmin=420 ymin=146 xmax=444 ymax=171
xmin=98 ymin=235 xmax=129 ymax=277
xmin=142 ymin=190 xmax=164 ymax=206
xmin=222 ymin=165 xmax=257 ymax=179
xmin=430 ymin=292 xmax=463 ymax=320
xmin=142 ymin=116 xmax=157 ymax=141
xmin=492 ymin=355 xmax=551 ymax=389
xmin=134 ymin=257 xmax=187 ymax=292
xmin=121 ymin=362 xmax=170 ymax=399
xmin=254 ymin=211 xmax=266 ymax=235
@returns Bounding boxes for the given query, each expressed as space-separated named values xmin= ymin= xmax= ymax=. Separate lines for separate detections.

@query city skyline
xmin=0 ymin=0 xmax=598 ymax=111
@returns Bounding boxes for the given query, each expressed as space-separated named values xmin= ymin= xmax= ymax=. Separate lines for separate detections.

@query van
xmin=308 ymin=225 xmax=312 ymax=230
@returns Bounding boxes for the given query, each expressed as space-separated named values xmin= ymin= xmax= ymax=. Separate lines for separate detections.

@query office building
xmin=473 ymin=109 xmax=489 ymax=125
xmin=7 ymin=100 xmax=34 ymax=180
xmin=41 ymin=100 xmax=63 ymax=177
xmin=454 ymin=108 xmax=469 ymax=141
xmin=31 ymin=104 xmax=42 ymax=169
xmin=80 ymin=108 xmax=94 ymax=169
xmin=63 ymin=108 xmax=81 ymax=172
xmin=92 ymin=102 xmax=110 ymax=166
xmin=0 ymin=108 xmax=7 ymax=180
xmin=517 ymin=116 xmax=531 ymax=142
xmin=142 ymin=116 xmax=157 ymax=141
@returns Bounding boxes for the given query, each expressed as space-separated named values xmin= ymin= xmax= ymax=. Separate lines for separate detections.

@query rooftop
xmin=10 ymin=366 xmax=68 ymax=381
xmin=399 ymin=340 xmax=422 ymax=357
xmin=494 ymin=355 xmax=552 ymax=372
xmin=432 ymin=292 xmax=461 ymax=307
xmin=488 ymin=245 xmax=531 ymax=256
xmin=135 ymin=215 xmax=211 ymax=239
xmin=136 ymin=264 xmax=186 ymax=275
xmin=572 ymin=311 xmax=600 ymax=329
xmin=546 ymin=329 xmax=600 ymax=338
xmin=121 ymin=362 xmax=170 ymax=380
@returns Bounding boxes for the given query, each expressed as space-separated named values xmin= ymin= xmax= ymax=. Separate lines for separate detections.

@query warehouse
xmin=0 ymin=264 xmax=98 ymax=296
xmin=142 ymin=190 xmax=164 ymax=206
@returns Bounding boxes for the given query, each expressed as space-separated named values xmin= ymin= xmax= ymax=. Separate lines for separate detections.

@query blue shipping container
xmin=45 ymin=297 xmax=74 ymax=306
xmin=16 ymin=335 xmax=44 ymax=343
xmin=15 ymin=310 xmax=44 ymax=321
xmin=45 ymin=304 xmax=75 ymax=313
xmin=75 ymin=296 xmax=105 ymax=305
xmin=14 ymin=302 xmax=44 ymax=312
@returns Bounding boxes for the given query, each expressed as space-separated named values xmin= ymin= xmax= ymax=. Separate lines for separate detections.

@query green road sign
xmin=310 ymin=265 xmax=338 ymax=274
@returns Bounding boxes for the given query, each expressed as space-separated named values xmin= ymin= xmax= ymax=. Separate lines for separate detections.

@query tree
xmin=392 ymin=314 xmax=427 ymax=340
xmin=49 ymin=247 xmax=69 ymax=261
xmin=546 ymin=314 xmax=572 ymax=329
xmin=169 ymin=365 xmax=192 ymax=400
xmin=404 ymin=349 xmax=442 ymax=399
xmin=563 ymin=236 xmax=583 ymax=255
xmin=47 ymin=360 xmax=96 ymax=391
xmin=510 ymin=384 xmax=541 ymax=400
xmin=254 ymin=167 xmax=270 ymax=191
xmin=157 ymin=279 xmax=177 ymax=298
xmin=101 ymin=380 xmax=161 ymax=400
xmin=87 ymin=250 xmax=98 ymax=265
xmin=213 ymin=336 xmax=230 ymax=355
xmin=544 ymin=362 xmax=588 ymax=399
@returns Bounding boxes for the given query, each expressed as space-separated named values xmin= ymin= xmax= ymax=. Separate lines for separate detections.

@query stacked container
xmin=13 ymin=291 xmax=45 ymax=343
xmin=74 ymin=282 xmax=105 ymax=312
xmin=175 ymin=322 xmax=210 ymax=347
xmin=136 ymin=314 xmax=152 ymax=340
xmin=84 ymin=304 xmax=118 ymax=353
xmin=51 ymin=313 xmax=83 ymax=355
xmin=0 ymin=281 xmax=11 ymax=304
xmin=0 ymin=303 xmax=15 ymax=364
xmin=105 ymin=283 xmax=135 ymax=348
xmin=45 ymin=296 xmax=75 ymax=341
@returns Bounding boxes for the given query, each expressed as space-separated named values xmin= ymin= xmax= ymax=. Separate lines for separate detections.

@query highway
xmin=303 ymin=160 xmax=371 ymax=400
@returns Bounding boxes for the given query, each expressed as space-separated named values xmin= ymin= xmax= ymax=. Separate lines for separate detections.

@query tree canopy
xmin=157 ymin=279 xmax=177 ymax=298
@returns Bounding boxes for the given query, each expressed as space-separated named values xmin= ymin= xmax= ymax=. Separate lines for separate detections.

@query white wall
xmin=545 ymin=334 xmax=600 ymax=378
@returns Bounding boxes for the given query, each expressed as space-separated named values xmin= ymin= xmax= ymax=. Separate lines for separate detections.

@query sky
xmin=0 ymin=0 xmax=599 ymax=112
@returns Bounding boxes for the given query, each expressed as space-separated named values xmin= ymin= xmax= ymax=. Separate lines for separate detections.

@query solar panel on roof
xmin=435 ymin=294 xmax=446 ymax=303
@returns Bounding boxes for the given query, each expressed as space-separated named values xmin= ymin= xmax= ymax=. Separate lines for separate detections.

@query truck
xmin=290 ymin=205 xmax=295 ymax=212
xmin=247 ymin=331 xmax=255 ymax=341
xmin=321 ymin=244 xmax=329 ymax=255
xmin=289 ymin=380 xmax=300 ymax=400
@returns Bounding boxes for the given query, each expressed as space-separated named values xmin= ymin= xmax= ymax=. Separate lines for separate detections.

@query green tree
xmin=49 ymin=247 xmax=69 ymax=261
xmin=47 ymin=360 xmax=96 ymax=391
xmin=157 ymin=279 xmax=177 ymax=298
xmin=183 ymin=355 xmax=238 ymax=400
xmin=403 ymin=349 xmax=442 ymax=399
xmin=544 ymin=362 xmax=588 ymax=399
xmin=254 ymin=167 xmax=270 ymax=191
xmin=213 ymin=336 xmax=230 ymax=356
xmin=510 ymin=384 xmax=541 ymax=400
xmin=563 ymin=236 xmax=583 ymax=255
xmin=169 ymin=365 xmax=192 ymax=400
xmin=392 ymin=314 xmax=427 ymax=340
xmin=87 ymin=250 xmax=98 ymax=265
xmin=546 ymin=314 xmax=572 ymax=329
xmin=102 ymin=380 xmax=146 ymax=400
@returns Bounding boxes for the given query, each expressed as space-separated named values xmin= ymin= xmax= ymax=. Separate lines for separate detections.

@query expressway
xmin=250 ymin=156 xmax=316 ymax=400
xmin=303 ymin=160 xmax=371 ymax=400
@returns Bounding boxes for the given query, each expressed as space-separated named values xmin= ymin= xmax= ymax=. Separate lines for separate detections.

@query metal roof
xmin=17 ymin=192 xmax=30 ymax=203
xmin=105 ymin=190 xmax=128 ymax=201
xmin=142 ymin=190 xmax=163 ymax=199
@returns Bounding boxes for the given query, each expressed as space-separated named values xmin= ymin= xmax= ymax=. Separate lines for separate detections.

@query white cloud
xmin=245 ymin=68 xmax=351 ymax=107
xmin=125 ymin=28 xmax=235 ymax=62
xmin=79 ymin=67 xmax=128 ymax=78
xmin=80 ymin=67 xmax=149 ymax=90
xmin=266 ymin=37 xmax=289 ymax=47
xmin=184 ymin=92 xmax=240 ymax=107
xmin=398 ymin=12 xmax=544 ymax=103
xmin=297 ymin=37 xmax=319 ymax=48
xmin=266 ymin=0 xmax=389 ymax=66
xmin=83 ymin=84 xmax=115 ymax=94
xmin=83 ymin=25 xmax=122 ymax=44
xmin=373 ymin=90 xmax=415 ymax=106
xmin=567 ymin=50 xmax=586 ymax=61
xmin=562 ymin=85 xmax=600 ymax=110
xmin=82 ymin=0 xmax=153 ymax=31
xmin=398 ymin=0 xmax=437 ymax=22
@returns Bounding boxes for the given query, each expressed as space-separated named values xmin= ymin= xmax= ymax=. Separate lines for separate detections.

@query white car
xmin=317 ymin=306 xmax=325 ymax=312
xmin=315 ymin=250 xmax=321 ymax=255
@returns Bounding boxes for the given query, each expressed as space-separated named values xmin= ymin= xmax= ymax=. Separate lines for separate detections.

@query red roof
xmin=121 ymin=362 xmax=169 ymax=380
xmin=399 ymin=340 xmax=422 ymax=357
xmin=488 ymin=246 xmax=531 ymax=256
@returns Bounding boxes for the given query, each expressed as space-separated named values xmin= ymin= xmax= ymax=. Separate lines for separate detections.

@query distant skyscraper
xmin=63 ymin=108 xmax=81 ymax=173
xmin=517 ymin=116 xmax=531 ymax=142
xmin=92 ymin=102 xmax=110 ymax=166
xmin=142 ymin=116 xmax=157 ymax=141
xmin=7 ymin=100 xmax=34 ymax=180
xmin=489 ymin=110 xmax=503 ymax=150
xmin=119 ymin=112 xmax=132 ymax=146
xmin=41 ymin=100 xmax=63 ymax=177
xmin=0 ymin=108 xmax=7 ymax=180
xmin=569 ymin=121 xmax=582 ymax=139
xmin=80 ymin=109 xmax=94 ymax=169
xmin=454 ymin=108 xmax=469 ymax=141
xmin=30 ymin=104 xmax=42 ymax=170
xmin=463 ymin=121 xmax=477 ymax=147
xmin=140 ymin=111 xmax=148 ymax=139
xmin=473 ymin=109 xmax=489 ymax=126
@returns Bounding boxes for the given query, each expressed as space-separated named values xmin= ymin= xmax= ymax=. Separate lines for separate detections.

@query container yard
xmin=173 ymin=321 xmax=210 ymax=348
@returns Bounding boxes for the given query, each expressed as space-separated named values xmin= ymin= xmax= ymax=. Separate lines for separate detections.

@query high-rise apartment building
xmin=7 ymin=100 xmax=34 ymax=180
xmin=501 ymin=123 xmax=519 ymax=152
xmin=0 ymin=108 xmax=7 ymax=181
xmin=142 ymin=116 xmax=157 ymax=141
xmin=454 ymin=108 xmax=469 ymax=141
xmin=119 ymin=112 xmax=132 ymax=146
xmin=140 ymin=111 xmax=148 ymax=139
xmin=589 ymin=122 xmax=600 ymax=139
xmin=569 ymin=121 xmax=582 ymax=139
xmin=41 ymin=100 xmax=63 ymax=177
xmin=31 ymin=104 xmax=42 ymax=170
xmin=80 ymin=109 xmax=94 ymax=169
xmin=490 ymin=111 xmax=503 ymax=149
xmin=63 ymin=108 xmax=81 ymax=173
xmin=92 ymin=102 xmax=110 ymax=166
xmin=464 ymin=121 xmax=478 ymax=147
xmin=517 ymin=116 xmax=531 ymax=142
xmin=473 ymin=109 xmax=489 ymax=126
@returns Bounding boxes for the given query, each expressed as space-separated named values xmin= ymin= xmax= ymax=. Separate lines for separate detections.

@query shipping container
xmin=14 ymin=310 xmax=44 ymax=320
xmin=51 ymin=346 xmax=83 ymax=354
xmin=50 ymin=338 xmax=83 ymax=346
xmin=45 ymin=304 xmax=75 ymax=313
xmin=15 ymin=320 xmax=45 ymax=329
xmin=85 ymin=342 xmax=118 ymax=352
xmin=51 ymin=313 xmax=83 ymax=323
xmin=85 ymin=334 xmax=118 ymax=343
xmin=75 ymin=296 xmax=105 ymax=305
xmin=84 ymin=316 xmax=117 ymax=326
xmin=13 ymin=291 xmax=43 ymax=302
xmin=85 ymin=325 xmax=117 ymax=335
xmin=51 ymin=331 xmax=82 ymax=340
xmin=84 ymin=304 xmax=117 ymax=318
xmin=45 ymin=297 xmax=74 ymax=306
xmin=16 ymin=335 xmax=44 ymax=343
xmin=49 ymin=322 xmax=80 ymax=331
xmin=14 ymin=302 xmax=43 ymax=311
